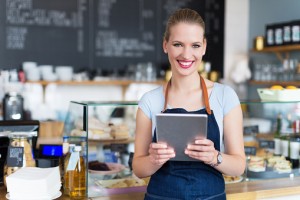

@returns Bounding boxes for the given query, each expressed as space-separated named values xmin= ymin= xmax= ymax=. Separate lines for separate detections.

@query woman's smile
xmin=178 ymin=60 xmax=194 ymax=69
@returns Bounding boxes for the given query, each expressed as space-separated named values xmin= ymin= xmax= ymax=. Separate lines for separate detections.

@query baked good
xmin=267 ymin=156 xmax=286 ymax=167
xmin=274 ymin=160 xmax=292 ymax=173
xmin=88 ymin=161 xmax=110 ymax=171
xmin=223 ymin=174 xmax=242 ymax=183
xmin=107 ymin=178 xmax=147 ymax=188
xmin=248 ymin=156 xmax=266 ymax=172
xmin=110 ymin=124 xmax=129 ymax=139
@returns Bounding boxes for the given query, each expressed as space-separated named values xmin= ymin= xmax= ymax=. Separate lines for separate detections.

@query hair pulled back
xmin=164 ymin=8 xmax=205 ymax=42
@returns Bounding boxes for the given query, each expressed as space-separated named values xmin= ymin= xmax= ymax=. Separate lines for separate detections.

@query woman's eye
xmin=173 ymin=43 xmax=182 ymax=47
xmin=192 ymin=44 xmax=201 ymax=48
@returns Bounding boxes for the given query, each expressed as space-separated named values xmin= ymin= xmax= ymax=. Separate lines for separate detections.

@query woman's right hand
xmin=148 ymin=142 xmax=176 ymax=166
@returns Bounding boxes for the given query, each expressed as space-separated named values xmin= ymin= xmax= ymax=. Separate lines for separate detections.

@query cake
xmin=6 ymin=167 xmax=61 ymax=200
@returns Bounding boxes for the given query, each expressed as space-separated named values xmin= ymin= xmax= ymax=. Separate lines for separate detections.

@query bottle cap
xmin=74 ymin=146 xmax=82 ymax=152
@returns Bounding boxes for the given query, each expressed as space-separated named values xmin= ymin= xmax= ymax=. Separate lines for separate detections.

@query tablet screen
xmin=156 ymin=113 xmax=207 ymax=161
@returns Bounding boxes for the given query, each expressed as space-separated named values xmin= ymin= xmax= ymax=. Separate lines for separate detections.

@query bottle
xmin=274 ymin=23 xmax=283 ymax=46
xmin=273 ymin=114 xmax=282 ymax=156
xmin=60 ymin=136 xmax=69 ymax=181
xmin=69 ymin=146 xmax=86 ymax=199
xmin=289 ymin=136 xmax=300 ymax=169
xmin=266 ymin=24 xmax=275 ymax=46
xmin=280 ymin=135 xmax=290 ymax=160
xmin=291 ymin=20 xmax=300 ymax=44
xmin=283 ymin=21 xmax=292 ymax=45
xmin=63 ymin=144 xmax=76 ymax=195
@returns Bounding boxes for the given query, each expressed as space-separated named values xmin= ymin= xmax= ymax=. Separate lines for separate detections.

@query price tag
xmin=243 ymin=125 xmax=259 ymax=135
xmin=7 ymin=146 xmax=23 ymax=167
xmin=67 ymin=151 xmax=79 ymax=171
xmin=259 ymin=140 xmax=275 ymax=149
xmin=244 ymin=146 xmax=257 ymax=156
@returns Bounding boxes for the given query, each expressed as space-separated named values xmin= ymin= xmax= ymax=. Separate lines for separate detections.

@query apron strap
xmin=163 ymin=74 xmax=212 ymax=115
xmin=200 ymin=76 xmax=212 ymax=115
xmin=162 ymin=80 xmax=171 ymax=112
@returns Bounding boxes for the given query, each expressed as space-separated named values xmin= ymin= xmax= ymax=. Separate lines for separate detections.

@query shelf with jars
xmin=250 ymin=46 xmax=300 ymax=84
xmin=252 ymin=44 xmax=300 ymax=53
xmin=251 ymin=44 xmax=300 ymax=65
xmin=61 ymin=99 xmax=300 ymax=198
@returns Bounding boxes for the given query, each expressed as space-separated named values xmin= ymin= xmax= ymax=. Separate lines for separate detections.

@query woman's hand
xmin=184 ymin=138 xmax=216 ymax=164
xmin=148 ymin=142 xmax=176 ymax=166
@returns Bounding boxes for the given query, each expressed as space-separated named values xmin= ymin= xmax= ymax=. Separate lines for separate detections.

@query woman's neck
xmin=170 ymin=72 xmax=201 ymax=93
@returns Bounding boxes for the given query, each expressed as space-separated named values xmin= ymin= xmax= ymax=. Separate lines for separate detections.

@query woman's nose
xmin=181 ymin=47 xmax=193 ymax=59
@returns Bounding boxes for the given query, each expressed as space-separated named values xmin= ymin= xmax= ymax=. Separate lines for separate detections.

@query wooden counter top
xmin=1 ymin=177 xmax=300 ymax=200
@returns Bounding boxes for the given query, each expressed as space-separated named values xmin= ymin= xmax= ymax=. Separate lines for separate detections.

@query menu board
xmin=0 ymin=0 xmax=89 ymax=69
xmin=0 ymin=0 xmax=224 ymax=76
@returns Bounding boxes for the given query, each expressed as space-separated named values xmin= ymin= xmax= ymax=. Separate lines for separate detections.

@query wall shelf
xmin=252 ymin=44 xmax=300 ymax=62
xmin=25 ymin=79 xmax=166 ymax=102
xmin=25 ymin=79 xmax=166 ymax=87
xmin=252 ymin=44 xmax=300 ymax=53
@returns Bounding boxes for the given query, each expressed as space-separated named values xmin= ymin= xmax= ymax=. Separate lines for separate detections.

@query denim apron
xmin=145 ymin=76 xmax=226 ymax=200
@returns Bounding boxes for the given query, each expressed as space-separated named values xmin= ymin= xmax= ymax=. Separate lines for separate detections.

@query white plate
xmin=6 ymin=191 xmax=62 ymax=200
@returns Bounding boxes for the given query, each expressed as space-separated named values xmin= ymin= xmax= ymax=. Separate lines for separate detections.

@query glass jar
xmin=3 ymin=133 xmax=36 ymax=186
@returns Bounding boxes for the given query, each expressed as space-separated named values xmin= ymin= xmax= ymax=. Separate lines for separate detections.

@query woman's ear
xmin=163 ymin=40 xmax=168 ymax=53
xmin=202 ymin=38 xmax=207 ymax=56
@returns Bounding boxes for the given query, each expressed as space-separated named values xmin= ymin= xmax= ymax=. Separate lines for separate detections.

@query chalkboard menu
xmin=0 ymin=0 xmax=89 ymax=69
xmin=0 ymin=0 xmax=224 ymax=76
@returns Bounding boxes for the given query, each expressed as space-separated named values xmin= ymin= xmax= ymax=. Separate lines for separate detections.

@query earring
xmin=164 ymin=49 xmax=167 ymax=53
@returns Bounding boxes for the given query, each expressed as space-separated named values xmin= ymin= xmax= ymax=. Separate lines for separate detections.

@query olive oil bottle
xmin=63 ymin=144 xmax=76 ymax=195
xmin=69 ymin=146 xmax=86 ymax=199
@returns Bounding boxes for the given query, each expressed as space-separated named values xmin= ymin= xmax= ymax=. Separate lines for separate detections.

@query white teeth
xmin=179 ymin=61 xmax=193 ymax=66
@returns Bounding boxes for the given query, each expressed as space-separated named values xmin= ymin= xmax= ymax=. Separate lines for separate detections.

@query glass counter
xmin=63 ymin=100 xmax=300 ymax=197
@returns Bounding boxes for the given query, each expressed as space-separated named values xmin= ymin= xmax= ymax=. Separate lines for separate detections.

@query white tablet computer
xmin=156 ymin=113 xmax=207 ymax=161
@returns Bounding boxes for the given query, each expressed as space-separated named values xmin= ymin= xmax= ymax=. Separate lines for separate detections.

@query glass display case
xmin=241 ymin=100 xmax=300 ymax=181
xmin=63 ymin=100 xmax=300 ymax=198
xmin=63 ymin=101 xmax=143 ymax=198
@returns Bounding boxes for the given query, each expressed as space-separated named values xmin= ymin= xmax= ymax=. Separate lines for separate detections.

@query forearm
xmin=132 ymin=155 xmax=162 ymax=178
xmin=215 ymin=153 xmax=246 ymax=176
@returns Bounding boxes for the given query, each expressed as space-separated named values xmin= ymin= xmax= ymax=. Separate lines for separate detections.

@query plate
xmin=93 ymin=178 xmax=147 ymax=195
xmin=223 ymin=175 xmax=243 ymax=184
xmin=6 ymin=191 xmax=62 ymax=200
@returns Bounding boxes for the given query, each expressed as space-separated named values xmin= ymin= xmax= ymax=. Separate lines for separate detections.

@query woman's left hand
xmin=184 ymin=138 xmax=216 ymax=164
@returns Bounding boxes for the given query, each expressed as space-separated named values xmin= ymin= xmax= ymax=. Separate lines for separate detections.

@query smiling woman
xmin=133 ymin=8 xmax=245 ymax=200
xmin=164 ymin=22 xmax=206 ymax=77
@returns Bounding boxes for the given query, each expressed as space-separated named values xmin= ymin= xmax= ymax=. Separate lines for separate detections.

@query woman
xmin=133 ymin=8 xmax=245 ymax=200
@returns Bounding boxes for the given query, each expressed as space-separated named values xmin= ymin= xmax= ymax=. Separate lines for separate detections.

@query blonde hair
xmin=164 ymin=8 xmax=205 ymax=42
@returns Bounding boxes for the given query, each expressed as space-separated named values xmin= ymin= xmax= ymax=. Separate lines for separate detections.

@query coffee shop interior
xmin=1 ymin=0 xmax=300 ymax=199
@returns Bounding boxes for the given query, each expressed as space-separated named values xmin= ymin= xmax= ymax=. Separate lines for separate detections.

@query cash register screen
xmin=40 ymin=144 xmax=62 ymax=157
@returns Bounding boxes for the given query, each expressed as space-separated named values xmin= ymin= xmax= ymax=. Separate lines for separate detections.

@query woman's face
xmin=163 ymin=22 xmax=206 ymax=77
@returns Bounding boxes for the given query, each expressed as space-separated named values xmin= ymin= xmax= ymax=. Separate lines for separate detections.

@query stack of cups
xmin=22 ymin=62 xmax=40 ymax=81
xmin=39 ymin=65 xmax=57 ymax=81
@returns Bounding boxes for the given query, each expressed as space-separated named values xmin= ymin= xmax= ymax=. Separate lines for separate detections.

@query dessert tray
xmin=246 ymin=155 xmax=299 ymax=179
